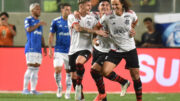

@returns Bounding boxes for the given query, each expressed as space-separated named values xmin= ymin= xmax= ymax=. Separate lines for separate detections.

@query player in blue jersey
xmin=48 ymin=3 xmax=72 ymax=99
xmin=22 ymin=3 xmax=47 ymax=95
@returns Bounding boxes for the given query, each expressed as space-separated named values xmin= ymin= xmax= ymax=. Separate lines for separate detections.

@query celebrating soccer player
xmin=67 ymin=0 xmax=108 ymax=100
xmin=22 ymin=3 xmax=47 ymax=95
xmin=48 ymin=3 xmax=72 ymax=99
xmin=95 ymin=0 xmax=142 ymax=101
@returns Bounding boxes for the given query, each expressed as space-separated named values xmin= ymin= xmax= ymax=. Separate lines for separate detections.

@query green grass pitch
xmin=0 ymin=93 xmax=180 ymax=101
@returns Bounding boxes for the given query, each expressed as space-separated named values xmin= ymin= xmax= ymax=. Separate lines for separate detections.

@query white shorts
xmin=53 ymin=52 xmax=70 ymax=70
xmin=25 ymin=52 xmax=42 ymax=65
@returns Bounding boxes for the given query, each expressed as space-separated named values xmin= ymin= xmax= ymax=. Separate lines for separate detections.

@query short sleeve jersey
xmin=90 ymin=12 xmax=112 ymax=53
xmin=99 ymin=10 xmax=138 ymax=52
xmin=68 ymin=14 xmax=98 ymax=55
xmin=24 ymin=16 xmax=43 ymax=54
xmin=50 ymin=16 xmax=70 ymax=53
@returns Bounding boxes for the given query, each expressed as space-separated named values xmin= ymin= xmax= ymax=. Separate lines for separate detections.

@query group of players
xmin=22 ymin=0 xmax=142 ymax=101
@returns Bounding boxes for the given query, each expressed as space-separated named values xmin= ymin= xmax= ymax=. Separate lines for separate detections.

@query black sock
xmin=133 ymin=78 xmax=142 ymax=101
xmin=76 ymin=63 xmax=85 ymax=85
xmin=90 ymin=68 xmax=105 ymax=94
xmin=105 ymin=71 xmax=127 ymax=85
xmin=72 ymin=79 xmax=77 ymax=90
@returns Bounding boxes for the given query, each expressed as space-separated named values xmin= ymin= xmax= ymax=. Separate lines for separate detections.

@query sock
xmin=90 ymin=68 xmax=105 ymax=94
xmin=72 ymin=79 xmax=84 ymax=99
xmin=76 ymin=64 xmax=85 ymax=85
xmin=133 ymin=78 xmax=142 ymax=101
xmin=105 ymin=71 xmax=127 ymax=85
xmin=72 ymin=79 xmax=77 ymax=90
xmin=23 ymin=66 xmax=33 ymax=90
xmin=54 ymin=73 xmax=62 ymax=88
xmin=66 ymin=73 xmax=72 ymax=91
xmin=30 ymin=67 xmax=39 ymax=91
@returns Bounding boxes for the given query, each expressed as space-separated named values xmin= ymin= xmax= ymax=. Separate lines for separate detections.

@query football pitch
xmin=0 ymin=93 xmax=180 ymax=101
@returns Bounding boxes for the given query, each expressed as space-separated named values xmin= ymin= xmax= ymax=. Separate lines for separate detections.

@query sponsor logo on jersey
xmin=34 ymin=30 xmax=42 ymax=35
xmin=58 ymin=32 xmax=69 ymax=36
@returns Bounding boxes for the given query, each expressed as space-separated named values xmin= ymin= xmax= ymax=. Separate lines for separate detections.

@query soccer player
xmin=48 ymin=3 xmax=72 ymax=99
xmin=91 ymin=0 xmax=130 ymax=100
xmin=96 ymin=0 xmax=142 ymax=101
xmin=68 ymin=0 xmax=107 ymax=100
xmin=22 ymin=3 xmax=47 ymax=95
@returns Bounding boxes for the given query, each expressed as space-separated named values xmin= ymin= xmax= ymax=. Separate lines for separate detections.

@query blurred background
xmin=0 ymin=0 xmax=180 ymax=47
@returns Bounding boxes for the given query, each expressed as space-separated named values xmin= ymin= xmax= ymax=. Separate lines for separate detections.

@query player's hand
xmin=95 ymin=30 xmax=108 ymax=37
xmin=92 ymin=38 xmax=99 ymax=46
xmin=74 ymin=11 xmax=81 ymax=20
xmin=43 ymin=47 xmax=47 ymax=56
xmin=129 ymin=28 xmax=136 ymax=37
xmin=39 ymin=21 xmax=47 ymax=26
xmin=49 ymin=49 xmax=53 ymax=58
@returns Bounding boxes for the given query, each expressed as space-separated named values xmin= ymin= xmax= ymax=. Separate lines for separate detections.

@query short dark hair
xmin=0 ymin=12 xmax=9 ymax=18
xmin=143 ymin=17 xmax=153 ymax=23
xmin=78 ymin=0 xmax=90 ymax=5
xmin=99 ymin=0 xmax=110 ymax=4
xmin=60 ymin=3 xmax=71 ymax=10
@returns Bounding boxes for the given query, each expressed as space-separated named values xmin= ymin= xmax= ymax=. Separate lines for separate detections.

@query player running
xmin=48 ymin=3 xmax=72 ymax=99
xmin=96 ymin=0 xmax=142 ymax=101
xmin=22 ymin=3 xmax=47 ymax=95
xmin=91 ymin=0 xmax=130 ymax=101
xmin=68 ymin=0 xmax=107 ymax=100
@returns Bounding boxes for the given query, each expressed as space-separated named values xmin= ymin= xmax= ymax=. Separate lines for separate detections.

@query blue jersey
xmin=24 ymin=16 xmax=43 ymax=54
xmin=50 ymin=16 xmax=70 ymax=53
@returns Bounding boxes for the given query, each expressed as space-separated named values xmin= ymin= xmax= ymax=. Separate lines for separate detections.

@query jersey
xmin=99 ymin=10 xmax=138 ymax=52
xmin=68 ymin=14 xmax=98 ymax=55
xmin=24 ymin=16 xmax=43 ymax=54
xmin=90 ymin=12 xmax=111 ymax=53
xmin=50 ymin=16 xmax=70 ymax=53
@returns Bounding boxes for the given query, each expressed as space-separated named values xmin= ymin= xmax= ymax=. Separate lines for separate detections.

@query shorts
xmin=105 ymin=49 xmax=139 ymax=69
xmin=26 ymin=52 xmax=42 ymax=65
xmin=54 ymin=52 xmax=70 ymax=69
xmin=92 ymin=47 xmax=108 ymax=66
xmin=69 ymin=50 xmax=91 ymax=72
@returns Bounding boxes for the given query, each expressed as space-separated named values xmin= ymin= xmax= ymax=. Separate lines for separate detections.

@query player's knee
xmin=55 ymin=67 xmax=62 ymax=73
xmin=130 ymin=69 xmax=140 ymax=80
xmin=65 ymin=69 xmax=71 ymax=73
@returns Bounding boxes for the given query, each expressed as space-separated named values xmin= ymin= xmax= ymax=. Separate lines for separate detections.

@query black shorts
xmin=92 ymin=47 xmax=108 ymax=66
xmin=105 ymin=49 xmax=139 ymax=69
xmin=69 ymin=50 xmax=91 ymax=72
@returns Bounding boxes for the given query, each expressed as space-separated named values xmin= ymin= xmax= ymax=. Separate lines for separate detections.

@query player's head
xmin=60 ymin=3 xmax=71 ymax=19
xmin=78 ymin=0 xmax=92 ymax=14
xmin=29 ymin=3 xmax=41 ymax=17
xmin=111 ymin=0 xmax=131 ymax=14
xmin=0 ymin=12 xmax=9 ymax=22
xmin=143 ymin=17 xmax=153 ymax=30
xmin=98 ymin=0 xmax=111 ymax=14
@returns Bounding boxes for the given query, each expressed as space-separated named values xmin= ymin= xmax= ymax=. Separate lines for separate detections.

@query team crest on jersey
xmin=109 ymin=15 xmax=115 ymax=19
xmin=124 ymin=15 xmax=130 ymax=25
xmin=87 ymin=20 xmax=91 ymax=26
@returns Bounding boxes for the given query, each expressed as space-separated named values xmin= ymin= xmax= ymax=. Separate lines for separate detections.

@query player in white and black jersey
xmin=67 ymin=0 xmax=108 ymax=101
xmin=95 ymin=0 xmax=142 ymax=101
xmin=91 ymin=0 xmax=130 ymax=101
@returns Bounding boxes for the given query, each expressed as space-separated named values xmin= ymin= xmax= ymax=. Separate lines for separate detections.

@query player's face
xmin=144 ymin=21 xmax=153 ymax=30
xmin=32 ymin=6 xmax=41 ymax=17
xmin=98 ymin=1 xmax=111 ymax=14
xmin=84 ymin=1 xmax=92 ymax=14
xmin=111 ymin=0 xmax=123 ymax=15
xmin=62 ymin=6 xmax=71 ymax=18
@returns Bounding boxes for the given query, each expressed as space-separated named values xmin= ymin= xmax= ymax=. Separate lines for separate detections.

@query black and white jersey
xmin=99 ymin=10 xmax=138 ymax=52
xmin=68 ymin=14 xmax=98 ymax=55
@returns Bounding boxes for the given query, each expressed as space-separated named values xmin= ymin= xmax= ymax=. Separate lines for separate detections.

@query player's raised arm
xmin=26 ymin=21 xmax=46 ymax=32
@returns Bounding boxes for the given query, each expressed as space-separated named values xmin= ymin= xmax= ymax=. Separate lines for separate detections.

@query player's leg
xmin=91 ymin=50 xmax=107 ymax=101
xmin=53 ymin=52 xmax=64 ymax=98
xmin=75 ymin=50 xmax=91 ymax=101
xmin=103 ymin=51 xmax=130 ymax=96
xmin=64 ymin=54 xmax=72 ymax=99
xmin=29 ymin=53 xmax=42 ymax=94
xmin=125 ymin=49 xmax=142 ymax=101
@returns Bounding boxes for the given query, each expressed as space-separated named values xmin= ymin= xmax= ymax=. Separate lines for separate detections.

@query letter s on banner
xmin=138 ymin=54 xmax=155 ymax=83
